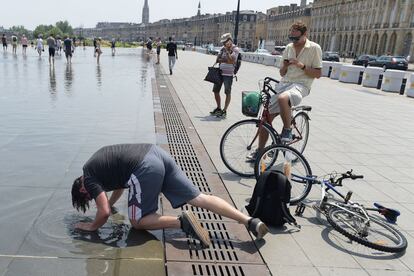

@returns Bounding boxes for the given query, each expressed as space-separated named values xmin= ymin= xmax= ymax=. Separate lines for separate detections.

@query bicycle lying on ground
xmin=220 ymin=77 xmax=311 ymax=177
xmin=292 ymin=170 xmax=408 ymax=253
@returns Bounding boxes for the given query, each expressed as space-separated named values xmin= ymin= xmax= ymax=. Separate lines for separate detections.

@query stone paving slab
xmin=158 ymin=49 xmax=414 ymax=275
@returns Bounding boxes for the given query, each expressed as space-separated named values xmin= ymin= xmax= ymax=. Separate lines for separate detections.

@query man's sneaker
xmin=169 ymin=69 xmax=173 ymax=75
xmin=248 ymin=218 xmax=269 ymax=240
xmin=209 ymin=107 xmax=222 ymax=115
xmin=280 ymin=128 xmax=293 ymax=144
xmin=216 ymin=110 xmax=226 ymax=118
xmin=179 ymin=210 xmax=211 ymax=247
xmin=246 ymin=150 xmax=258 ymax=163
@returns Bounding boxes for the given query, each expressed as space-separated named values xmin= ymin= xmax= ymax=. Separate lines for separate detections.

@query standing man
xmin=56 ymin=36 xmax=62 ymax=55
xmin=11 ymin=34 xmax=18 ymax=54
xmin=63 ymin=36 xmax=73 ymax=64
xmin=21 ymin=34 xmax=28 ymax=55
xmin=47 ymin=34 xmax=56 ymax=65
xmin=2 ymin=34 xmax=7 ymax=51
xmin=209 ymin=33 xmax=239 ymax=119
xmin=71 ymin=144 xmax=268 ymax=247
xmin=111 ymin=38 xmax=116 ymax=56
xmin=166 ymin=37 xmax=178 ymax=75
xmin=248 ymin=21 xmax=322 ymax=161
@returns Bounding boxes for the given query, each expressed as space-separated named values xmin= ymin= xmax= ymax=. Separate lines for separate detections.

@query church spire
xmin=197 ymin=1 xmax=201 ymax=16
xmin=142 ymin=0 xmax=149 ymax=24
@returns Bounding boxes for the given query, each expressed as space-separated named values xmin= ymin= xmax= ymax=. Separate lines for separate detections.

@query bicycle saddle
xmin=374 ymin=203 xmax=400 ymax=224
xmin=292 ymin=105 xmax=312 ymax=112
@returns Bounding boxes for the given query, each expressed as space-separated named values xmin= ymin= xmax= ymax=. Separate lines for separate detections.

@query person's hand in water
xmin=75 ymin=222 xmax=97 ymax=231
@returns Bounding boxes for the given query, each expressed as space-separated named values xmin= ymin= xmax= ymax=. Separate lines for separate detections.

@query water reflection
xmin=49 ymin=66 xmax=57 ymax=96
xmin=64 ymin=63 xmax=73 ymax=93
xmin=96 ymin=63 xmax=102 ymax=88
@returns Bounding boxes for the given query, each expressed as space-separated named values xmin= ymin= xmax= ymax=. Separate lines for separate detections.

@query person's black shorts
xmin=23 ymin=45 xmax=27 ymax=48
xmin=49 ymin=48 xmax=55 ymax=57
xmin=212 ymin=75 xmax=233 ymax=95
xmin=2 ymin=43 xmax=7 ymax=47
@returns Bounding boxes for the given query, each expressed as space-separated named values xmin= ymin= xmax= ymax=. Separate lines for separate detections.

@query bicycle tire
xmin=327 ymin=207 xmax=408 ymax=253
xmin=290 ymin=112 xmax=309 ymax=155
xmin=254 ymin=144 xmax=313 ymax=204
xmin=220 ymin=119 xmax=278 ymax=177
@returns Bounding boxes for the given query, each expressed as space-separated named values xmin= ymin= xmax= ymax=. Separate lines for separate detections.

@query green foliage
xmin=47 ymin=27 xmax=64 ymax=38
xmin=33 ymin=24 xmax=54 ymax=38
xmin=55 ymin=21 xmax=73 ymax=35
xmin=9 ymin=25 xmax=29 ymax=36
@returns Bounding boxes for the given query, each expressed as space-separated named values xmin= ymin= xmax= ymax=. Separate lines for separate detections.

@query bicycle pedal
xmin=295 ymin=203 xmax=306 ymax=216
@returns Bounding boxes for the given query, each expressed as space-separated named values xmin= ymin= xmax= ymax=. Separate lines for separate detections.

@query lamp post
xmin=234 ymin=0 xmax=240 ymax=45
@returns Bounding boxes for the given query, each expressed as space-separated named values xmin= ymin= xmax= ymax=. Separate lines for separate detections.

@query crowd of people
xmin=1 ymin=33 xmax=114 ymax=64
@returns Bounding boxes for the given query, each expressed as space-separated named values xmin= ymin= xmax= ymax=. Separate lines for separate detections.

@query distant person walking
xmin=96 ymin=37 xmax=103 ymax=63
xmin=93 ymin=38 xmax=97 ymax=57
xmin=146 ymin=37 xmax=153 ymax=54
xmin=209 ymin=33 xmax=239 ymax=118
xmin=166 ymin=37 xmax=178 ymax=75
xmin=111 ymin=38 xmax=116 ymax=56
xmin=2 ymin=34 xmax=7 ymax=51
xmin=36 ymin=35 xmax=44 ymax=57
xmin=11 ymin=35 xmax=18 ymax=54
xmin=63 ymin=36 xmax=73 ymax=63
xmin=155 ymin=37 xmax=161 ymax=64
xmin=47 ymin=35 xmax=56 ymax=65
xmin=56 ymin=37 xmax=62 ymax=55
xmin=21 ymin=35 xmax=28 ymax=55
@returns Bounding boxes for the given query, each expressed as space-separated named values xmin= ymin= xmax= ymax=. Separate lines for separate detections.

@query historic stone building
xmin=144 ymin=10 xmax=262 ymax=50
xmin=266 ymin=4 xmax=312 ymax=49
xmin=311 ymin=0 xmax=414 ymax=61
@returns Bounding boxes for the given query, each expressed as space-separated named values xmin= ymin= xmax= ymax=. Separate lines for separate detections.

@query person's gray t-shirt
xmin=47 ymin=38 xmax=56 ymax=48
xmin=83 ymin=144 xmax=152 ymax=199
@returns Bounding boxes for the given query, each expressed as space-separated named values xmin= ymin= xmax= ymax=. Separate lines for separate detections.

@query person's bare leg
xmin=258 ymin=113 xmax=277 ymax=150
xmin=223 ymin=93 xmax=231 ymax=111
xmin=214 ymin=92 xmax=221 ymax=109
xmin=278 ymin=93 xmax=292 ymax=129
xmin=131 ymin=213 xmax=180 ymax=230
xmin=188 ymin=194 xmax=250 ymax=225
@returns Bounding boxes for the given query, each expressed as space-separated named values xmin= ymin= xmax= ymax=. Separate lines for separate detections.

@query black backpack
xmin=234 ymin=53 xmax=242 ymax=75
xmin=246 ymin=170 xmax=297 ymax=227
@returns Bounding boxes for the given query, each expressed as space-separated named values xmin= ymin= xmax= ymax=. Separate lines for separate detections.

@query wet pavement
xmin=0 ymin=47 xmax=164 ymax=275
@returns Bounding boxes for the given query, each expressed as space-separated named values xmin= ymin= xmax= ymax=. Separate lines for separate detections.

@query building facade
xmin=311 ymin=0 xmax=414 ymax=61
xmin=266 ymin=4 xmax=311 ymax=50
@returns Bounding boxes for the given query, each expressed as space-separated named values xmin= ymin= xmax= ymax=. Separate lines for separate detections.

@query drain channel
xmin=153 ymin=66 xmax=270 ymax=275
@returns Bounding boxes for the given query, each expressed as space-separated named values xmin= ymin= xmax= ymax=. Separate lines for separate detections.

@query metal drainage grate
xmin=153 ymin=66 xmax=270 ymax=276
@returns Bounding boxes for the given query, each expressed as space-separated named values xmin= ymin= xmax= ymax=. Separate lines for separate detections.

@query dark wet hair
xmin=71 ymin=176 xmax=90 ymax=213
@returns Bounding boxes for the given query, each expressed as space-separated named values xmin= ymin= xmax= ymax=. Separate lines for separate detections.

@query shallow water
xmin=0 ymin=47 xmax=163 ymax=275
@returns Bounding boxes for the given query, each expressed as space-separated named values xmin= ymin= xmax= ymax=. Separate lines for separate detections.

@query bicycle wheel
xmin=327 ymin=207 xmax=408 ymax=253
xmin=290 ymin=112 xmax=309 ymax=155
xmin=220 ymin=119 xmax=278 ymax=177
xmin=254 ymin=144 xmax=313 ymax=204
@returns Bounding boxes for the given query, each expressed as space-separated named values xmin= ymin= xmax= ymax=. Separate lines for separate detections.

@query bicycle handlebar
xmin=333 ymin=170 xmax=364 ymax=186
xmin=262 ymin=77 xmax=280 ymax=95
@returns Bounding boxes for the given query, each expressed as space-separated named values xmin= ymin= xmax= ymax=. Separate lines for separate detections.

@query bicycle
xmin=220 ymin=77 xmax=311 ymax=177
xmin=292 ymin=170 xmax=408 ymax=253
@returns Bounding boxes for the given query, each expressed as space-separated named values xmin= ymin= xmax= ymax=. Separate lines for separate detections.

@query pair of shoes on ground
xmin=209 ymin=107 xmax=226 ymax=118
xmin=180 ymin=210 xmax=268 ymax=248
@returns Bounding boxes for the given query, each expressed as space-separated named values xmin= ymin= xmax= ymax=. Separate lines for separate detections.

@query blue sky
xmin=2 ymin=0 xmax=301 ymax=30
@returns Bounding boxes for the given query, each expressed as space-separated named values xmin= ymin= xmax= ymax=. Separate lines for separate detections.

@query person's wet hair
xmin=72 ymin=176 xmax=90 ymax=213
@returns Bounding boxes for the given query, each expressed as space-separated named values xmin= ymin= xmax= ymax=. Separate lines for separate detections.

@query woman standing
xmin=96 ymin=37 xmax=103 ymax=63
xmin=21 ymin=35 xmax=28 ymax=55
xmin=155 ymin=37 xmax=161 ymax=64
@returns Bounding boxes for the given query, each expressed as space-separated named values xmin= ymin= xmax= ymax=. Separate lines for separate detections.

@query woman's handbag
xmin=204 ymin=63 xmax=222 ymax=85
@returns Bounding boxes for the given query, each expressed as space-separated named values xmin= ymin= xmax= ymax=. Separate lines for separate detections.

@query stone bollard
xmin=322 ymin=61 xmax=333 ymax=77
xmin=362 ymin=67 xmax=384 ymax=88
xmin=330 ymin=63 xmax=343 ymax=80
xmin=339 ymin=65 xmax=365 ymax=84
xmin=381 ymin=69 xmax=407 ymax=94
xmin=406 ymin=73 xmax=414 ymax=98
xmin=263 ymin=55 xmax=277 ymax=66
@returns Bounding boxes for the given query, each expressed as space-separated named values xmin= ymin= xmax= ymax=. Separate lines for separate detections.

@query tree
xmin=55 ymin=21 xmax=73 ymax=35
xmin=10 ymin=25 xmax=29 ymax=36
xmin=47 ymin=26 xmax=63 ymax=38
xmin=34 ymin=24 xmax=54 ymax=38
